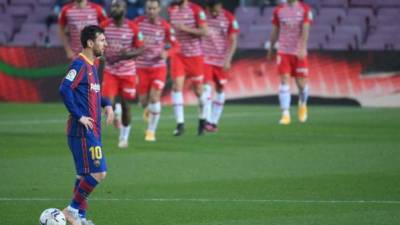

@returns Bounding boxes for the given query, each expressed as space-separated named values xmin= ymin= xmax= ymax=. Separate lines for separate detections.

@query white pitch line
xmin=0 ymin=198 xmax=399 ymax=205
xmin=0 ymin=112 xmax=276 ymax=126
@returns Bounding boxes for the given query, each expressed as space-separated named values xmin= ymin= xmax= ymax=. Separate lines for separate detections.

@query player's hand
xmin=160 ymin=50 xmax=168 ymax=60
xmin=79 ymin=116 xmax=94 ymax=130
xmin=297 ymin=48 xmax=307 ymax=60
xmin=104 ymin=106 xmax=114 ymax=125
xmin=223 ymin=60 xmax=231 ymax=71
xmin=175 ymin=23 xmax=188 ymax=32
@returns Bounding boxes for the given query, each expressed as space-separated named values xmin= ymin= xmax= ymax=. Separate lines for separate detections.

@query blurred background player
xmin=58 ymin=0 xmax=108 ymax=60
xmin=134 ymin=0 xmax=178 ymax=142
xmin=59 ymin=25 xmax=114 ymax=225
xmin=100 ymin=0 xmax=144 ymax=148
xmin=202 ymin=0 xmax=239 ymax=132
xmin=267 ymin=0 xmax=312 ymax=125
xmin=168 ymin=0 xmax=209 ymax=136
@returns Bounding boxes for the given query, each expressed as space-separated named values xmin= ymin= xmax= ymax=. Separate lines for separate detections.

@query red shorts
xmin=277 ymin=53 xmax=309 ymax=77
xmin=137 ymin=67 xmax=167 ymax=95
xmin=101 ymin=71 xmax=136 ymax=100
xmin=204 ymin=64 xmax=229 ymax=87
xmin=170 ymin=54 xmax=204 ymax=83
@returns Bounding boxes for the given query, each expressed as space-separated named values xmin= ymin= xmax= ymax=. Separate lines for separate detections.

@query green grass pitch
xmin=0 ymin=103 xmax=400 ymax=225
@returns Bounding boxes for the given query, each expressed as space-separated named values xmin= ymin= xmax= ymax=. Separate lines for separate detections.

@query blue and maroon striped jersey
xmin=59 ymin=53 xmax=111 ymax=138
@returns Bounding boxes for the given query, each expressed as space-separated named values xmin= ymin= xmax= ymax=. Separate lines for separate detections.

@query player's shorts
xmin=170 ymin=54 xmax=204 ymax=84
xmin=277 ymin=53 xmax=309 ymax=77
xmin=68 ymin=133 xmax=107 ymax=175
xmin=137 ymin=67 xmax=167 ymax=95
xmin=204 ymin=64 xmax=229 ymax=87
xmin=102 ymin=71 xmax=136 ymax=100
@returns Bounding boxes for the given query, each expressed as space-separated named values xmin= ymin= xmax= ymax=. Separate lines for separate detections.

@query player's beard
xmin=94 ymin=48 xmax=103 ymax=57
xmin=111 ymin=11 xmax=125 ymax=21
xmin=174 ymin=0 xmax=184 ymax=6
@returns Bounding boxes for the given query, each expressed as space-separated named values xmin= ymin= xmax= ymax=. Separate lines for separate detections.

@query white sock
xmin=114 ymin=103 xmax=122 ymax=120
xmin=299 ymin=85 xmax=309 ymax=105
xmin=119 ymin=125 xmax=131 ymax=141
xmin=172 ymin=91 xmax=184 ymax=123
xmin=198 ymin=91 xmax=208 ymax=120
xmin=279 ymin=84 xmax=291 ymax=112
xmin=148 ymin=102 xmax=161 ymax=132
xmin=210 ymin=92 xmax=225 ymax=124
xmin=203 ymin=84 xmax=212 ymax=122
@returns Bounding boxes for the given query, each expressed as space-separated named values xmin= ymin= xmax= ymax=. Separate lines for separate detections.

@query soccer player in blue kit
xmin=59 ymin=25 xmax=114 ymax=225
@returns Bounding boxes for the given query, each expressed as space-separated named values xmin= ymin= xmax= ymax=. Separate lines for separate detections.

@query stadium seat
xmin=378 ymin=0 xmax=400 ymax=8
xmin=320 ymin=0 xmax=348 ymax=8
xmin=0 ymin=21 xmax=13 ymax=40
xmin=5 ymin=5 xmax=31 ymax=17
xmin=27 ymin=6 xmax=52 ymax=23
xmin=360 ymin=33 xmax=393 ymax=50
xmin=349 ymin=0 xmax=377 ymax=8
xmin=0 ymin=32 xmax=7 ymax=44
xmin=19 ymin=23 xmax=47 ymax=37
xmin=37 ymin=0 xmax=56 ymax=7
xmin=10 ymin=33 xmax=40 ymax=46
xmin=334 ymin=25 xmax=363 ymax=45
xmin=316 ymin=8 xmax=346 ymax=25
xmin=0 ymin=0 xmax=7 ymax=13
xmin=325 ymin=33 xmax=357 ymax=50
xmin=9 ymin=0 xmax=36 ymax=10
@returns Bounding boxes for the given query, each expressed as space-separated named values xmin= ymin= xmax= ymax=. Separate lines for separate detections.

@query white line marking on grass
xmin=0 ymin=113 xmax=276 ymax=125
xmin=1 ymin=198 xmax=399 ymax=205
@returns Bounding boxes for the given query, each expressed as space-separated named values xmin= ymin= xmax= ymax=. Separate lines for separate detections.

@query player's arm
xmin=298 ymin=23 xmax=311 ymax=59
xmin=175 ymin=23 xmax=208 ymax=37
xmin=267 ymin=24 xmax=279 ymax=60
xmin=223 ymin=33 xmax=238 ymax=70
xmin=59 ymin=64 xmax=94 ymax=129
xmin=224 ymin=17 xmax=239 ymax=70
xmin=175 ymin=7 xmax=208 ymax=37
xmin=161 ymin=24 xmax=179 ymax=59
xmin=101 ymin=97 xmax=114 ymax=125
xmin=58 ymin=8 xmax=75 ymax=59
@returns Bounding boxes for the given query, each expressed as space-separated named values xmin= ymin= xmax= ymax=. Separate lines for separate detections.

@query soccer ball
xmin=39 ymin=208 xmax=66 ymax=225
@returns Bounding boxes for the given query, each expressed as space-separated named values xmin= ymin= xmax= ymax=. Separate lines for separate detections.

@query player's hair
xmin=206 ymin=0 xmax=222 ymax=8
xmin=146 ymin=0 xmax=161 ymax=6
xmin=80 ymin=25 xmax=104 ymax=48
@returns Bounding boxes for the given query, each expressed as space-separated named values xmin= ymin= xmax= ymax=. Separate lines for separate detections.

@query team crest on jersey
xmin=170 ymin=28 xmax=175 ymax=34
xmin=65 ymin=69 xmax=77 ymax=81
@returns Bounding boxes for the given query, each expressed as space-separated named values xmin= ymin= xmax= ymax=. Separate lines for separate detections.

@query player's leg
xmin=170 ymin=54 xmax=186 ymax=136
xmin=137 ymin=68 xmax=151 ymax=122
xmin=203 ymin=64 xmax=213 ymax=124
xmin=277 ymin=54 xmax=292 ymax=125
xmin=187 ymin=56 xmax=207 ymax=135
xmin=145 ymin=67 xmax=166 ymax=141
xmin=295 ymin=58 xmax=309 ymax=122
xmin=64 ymin=137 xmax=107 ymax=225
xmin=207 ymin=67 xmax=228 ymax=132
xmin=118 ymin=76 xmax=136 ymax=148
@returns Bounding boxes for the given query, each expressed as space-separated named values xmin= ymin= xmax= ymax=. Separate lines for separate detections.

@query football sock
xmin=279 ymin=84 xmax=291 ymax=112
xmin=172 ymin=91 xmax=184 ymax=123
xmin=120 ymin=125 xmax=131 ymax=141
xmin=114 ymin=103 xmax=122 ymax=118
xmin=203 ymin=84 xmax=212 ymax=122
xmin=299 ymin=85 xmax=309 ymax=105
xmin=148 ymin=102 xmax=161 ymax=132
xmin=198 ymin=91 xmax=208 ymax=120
xmin=70 ymin=175 xmax=98 ymax=210
xmin=73 ymin=178 xmax=87 ymax=218
xmin=210 ymin=92 xmax=225 ymax=124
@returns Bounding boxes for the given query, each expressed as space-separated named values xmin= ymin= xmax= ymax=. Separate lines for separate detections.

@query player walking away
xmin=134 ymin=0 xmax=178 ymax=142
xmin=168 ymin=0 xmax=209 ymax=136
xmin=202 ymin=0 xmax=239 ymax=132
xmin=267 ymin=0 xmax=312 ymax=125
xmin=59 ymin=25 xmax=114 ymax=225
xmin=100 ymin=0 xmax=144 ymax=148
xmin=58 ymin=0 xmax=107 ymax=60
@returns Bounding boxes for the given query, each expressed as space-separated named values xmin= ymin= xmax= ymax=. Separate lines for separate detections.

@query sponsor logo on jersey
xmin=233 ymin=20 xmax=239 ymax=29
xmin=90 ymin=83 xmax=101 ymax=92
xmin=199 ymin=11 xmax=206 ymax=20
xmin=138 ymin=32 xmax=144 ymax=41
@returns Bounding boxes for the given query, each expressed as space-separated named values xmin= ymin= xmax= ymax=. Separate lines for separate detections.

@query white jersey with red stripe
xmin=272 ymin=1 xmax=312 ymax=55
xmin=100 ymin=19 xmax=144 ymax=76
xmin=202 ymin=9 xmax=239 ymax=67
xmin=134 ymin=16 xmax=177 ymax=68
xmin=168 ymin=2 xmax=207 ymax=57
xmin=58 ymin=2 xmax=107 ymax=54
